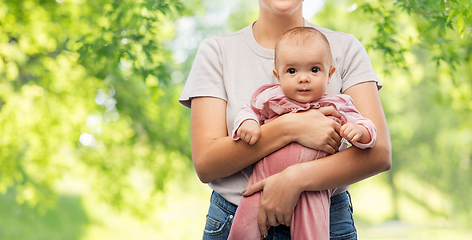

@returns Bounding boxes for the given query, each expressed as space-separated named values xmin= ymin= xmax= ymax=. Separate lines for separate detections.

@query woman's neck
xmin=253 ymin=10 xmax=304 ymax=50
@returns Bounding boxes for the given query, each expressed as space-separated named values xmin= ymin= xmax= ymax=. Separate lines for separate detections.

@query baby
xmin=228 ymin=27 xmax=377 ymax=240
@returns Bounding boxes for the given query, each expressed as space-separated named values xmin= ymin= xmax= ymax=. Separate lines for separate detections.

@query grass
xmin=1 ymin=170 xmax=471 ymax=240
xmin=0 ymin=190 xmax=88 ymax=240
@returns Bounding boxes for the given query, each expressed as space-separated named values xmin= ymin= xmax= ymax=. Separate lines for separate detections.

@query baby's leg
xmin=228 ymin=163 xmax=267 ymax=240
xmin=290 ymin=190 xmax=333 ymax=240
xmin=227 ymin=190 xmax=262 ymax=240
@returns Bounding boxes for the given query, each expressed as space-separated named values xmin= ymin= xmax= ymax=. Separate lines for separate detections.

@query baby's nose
xmin=298 ymin=75 xmax=310 ymax=83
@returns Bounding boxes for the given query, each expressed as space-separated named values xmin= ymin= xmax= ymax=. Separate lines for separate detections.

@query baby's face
xmin=274 ymin=43 xmax=334 ymax=103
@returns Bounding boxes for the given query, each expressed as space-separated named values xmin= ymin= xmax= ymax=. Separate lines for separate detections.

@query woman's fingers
xmin=267 ymin=211 xmax=279 ymax=227
xmin=321 ymin=124 xmax=342 ymax=154
xmin=332 ymin=120 xmax=342 ymax=134
xmin=255 ymin=170 xmax=301 ymax=234
xmin=258 ymin=207 xmax=269 ymax=237
xmin=330 ymin=123 xmax=342 ymax=144
xmin=321 ymin=138 xmax=338 ymax=154
xmin=243 ymin=179 xmax=265 ymax=197
xmin=278 ymin=212 xmax=291 ymax=226
xmin=318 ymin=105 xmax=341 ymax=118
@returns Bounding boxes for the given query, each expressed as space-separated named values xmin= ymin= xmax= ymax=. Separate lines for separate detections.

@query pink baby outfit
xmin=228 ymin=84 xmax=377 ymax=240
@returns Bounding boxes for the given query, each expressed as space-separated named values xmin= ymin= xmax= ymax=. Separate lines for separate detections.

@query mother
xmin=179 ymin=0 xmax=391 ymax=239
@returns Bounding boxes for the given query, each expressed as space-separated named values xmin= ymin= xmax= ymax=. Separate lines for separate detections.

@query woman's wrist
xmin=284 ymin=163 xmax=307 ymax=194
xmin=273 ymin=113 xmax=298 ymax=142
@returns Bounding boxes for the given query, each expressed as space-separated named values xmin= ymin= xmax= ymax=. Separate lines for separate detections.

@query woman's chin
xmin=261 ymin=0 xmax=304 ymax=15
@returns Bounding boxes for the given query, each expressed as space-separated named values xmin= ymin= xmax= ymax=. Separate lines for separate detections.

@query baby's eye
xmin=287 ymin=68 xmax=297 ymax=74
xmin=311 ymin=67 xmax=320 ymax=73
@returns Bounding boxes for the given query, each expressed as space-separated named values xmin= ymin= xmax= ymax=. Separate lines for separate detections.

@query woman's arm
xmin=244 ymin=81 xmax=392 ymax=235
xmin=191 ymin=96 xmax=343 ymax=183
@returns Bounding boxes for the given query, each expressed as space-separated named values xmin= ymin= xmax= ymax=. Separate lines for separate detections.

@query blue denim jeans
xmin=329 ymin=191 xmax=357 ymax=240
xmin=202 ymin=191 xmax=357 ymax=240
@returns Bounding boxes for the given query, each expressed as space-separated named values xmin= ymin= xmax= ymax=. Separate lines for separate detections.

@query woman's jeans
xmin=202 ymin=191 xmax=357 ymax=240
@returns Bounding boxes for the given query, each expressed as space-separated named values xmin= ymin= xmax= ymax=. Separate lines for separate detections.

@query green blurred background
xmin=1 ymin=0 xmax=471 ymax=239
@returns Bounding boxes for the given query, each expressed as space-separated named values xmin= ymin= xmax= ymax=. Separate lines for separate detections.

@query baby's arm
xmin=237 ymin=119 xmax=261 ymax=145
xmin=340 ymin=122 xmax=371 ymax=144
xmin=338 ymin=95 xmax=377 ymax=149
xmin=232 ymin=103 xmax=261 ymax=145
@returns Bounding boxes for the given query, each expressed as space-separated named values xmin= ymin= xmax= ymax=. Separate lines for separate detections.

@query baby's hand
xmin=340 ymin=122 xmax=367 ymax=144
xmin=237 ymin=120 xmax=261 ymax=145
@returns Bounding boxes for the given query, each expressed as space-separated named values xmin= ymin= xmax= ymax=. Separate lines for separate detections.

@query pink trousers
xmin=228 ymin=142 xmax=333 ymax=240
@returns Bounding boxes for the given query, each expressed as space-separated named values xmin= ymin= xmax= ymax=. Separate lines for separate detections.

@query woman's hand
xmin=241 ymin=106 xmax=343 ymax=236
xmin=282 ymin=106 xmax=343 ymax=154
xmin=243 ymin=165 xmax=302 ymax=237
xmin=243 ymin=82 xmax=392 ymax=237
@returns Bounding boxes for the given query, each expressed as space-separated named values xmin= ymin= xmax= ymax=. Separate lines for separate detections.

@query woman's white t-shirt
xmin=180 ymin=20 xmax=381 ymax=206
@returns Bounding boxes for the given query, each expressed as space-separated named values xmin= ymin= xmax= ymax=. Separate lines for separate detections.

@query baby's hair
xmin=274 ymin=27 xmax=332 ymax=67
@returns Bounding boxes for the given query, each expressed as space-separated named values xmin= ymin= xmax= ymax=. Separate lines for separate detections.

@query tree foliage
xmin=0 ymin=0 xmax=192 ymax=217
xmin=1 ymin=0 xmax=472 ymax=229
xmin=315 ymin=0 xmax=472 ymax=226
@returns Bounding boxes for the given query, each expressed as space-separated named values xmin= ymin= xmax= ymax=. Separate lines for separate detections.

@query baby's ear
xmin=273 ymin=69 xmax=280 ymax=81
xmin=328 ymin=66 xmax=336 ymax=78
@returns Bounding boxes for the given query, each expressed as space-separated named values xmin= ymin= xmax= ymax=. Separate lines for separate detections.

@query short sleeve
xmin=179 ymin=37 xmax=227 ymax=108
xmin=340 ymin=34 xmax=382 ymax=93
